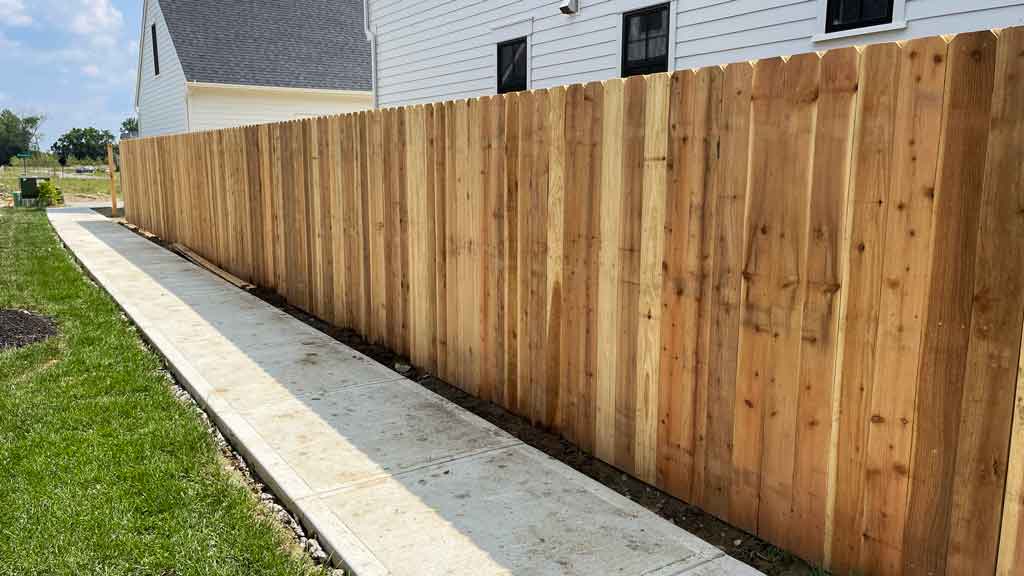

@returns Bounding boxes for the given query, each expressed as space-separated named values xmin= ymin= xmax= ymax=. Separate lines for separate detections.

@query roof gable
xmin=156 ymin=0 xmax=371 ymax=92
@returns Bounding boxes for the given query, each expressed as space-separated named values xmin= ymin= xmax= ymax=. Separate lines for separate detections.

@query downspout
xmin=184 ymin=81 xmax=192 ymax=132
xmin=363 ymin=0 xmax=378 ymax=109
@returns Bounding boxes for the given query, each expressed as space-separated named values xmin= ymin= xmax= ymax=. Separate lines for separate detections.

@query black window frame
xmin=497 ymin=36 xmax=528 ymax=95
xmin=825 ymin=0 xmax=894 ymax=34
xmin=151 ymin=23 xmax=160 ymax=76
xmin=621 ymin=3 xmax=671 ymax=78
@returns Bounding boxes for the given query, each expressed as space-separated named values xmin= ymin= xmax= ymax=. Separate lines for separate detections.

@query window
xmin=825 ymin=0 xmax=894 ymax=33
xmin=622 ymin=4 xmax=670 ymax=78
xmin=497 ymin=37 xmax=527 ymax=94
xmin=151 ymin=24 xmax=160 ymax=76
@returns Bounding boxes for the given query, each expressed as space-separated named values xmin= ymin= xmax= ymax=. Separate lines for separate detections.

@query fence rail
xmin=122 ymin=27 xmax=1024 ymax=576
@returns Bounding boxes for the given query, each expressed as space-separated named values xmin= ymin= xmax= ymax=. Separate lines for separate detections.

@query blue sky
xmin=0 ymin=0 xmax=140 ymax=149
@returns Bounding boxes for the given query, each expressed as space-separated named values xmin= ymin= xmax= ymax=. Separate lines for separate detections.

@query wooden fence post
xmin=107 ymin=143 xmax=117 ymax=217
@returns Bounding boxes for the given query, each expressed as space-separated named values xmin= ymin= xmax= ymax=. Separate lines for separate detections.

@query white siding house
xmin=364 ymin=0 xmax=1024 ymax=109
xmin=136 ymin=0 xmax=187 ymax=136
xmin=134 ymin=0 xmax=373 ymax=138
xmin=184 ymin=84 xmax=371 ymax=133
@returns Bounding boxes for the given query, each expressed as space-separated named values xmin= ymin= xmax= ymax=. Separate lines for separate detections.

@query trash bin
xmin=19 ymin=177 xmax=50 ymax=199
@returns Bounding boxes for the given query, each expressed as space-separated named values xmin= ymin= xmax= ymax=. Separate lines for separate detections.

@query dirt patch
xmin=0 ymin=309 xmax=58 ymax=350
xmin=251 ymin=290 xmax=817 ymax=576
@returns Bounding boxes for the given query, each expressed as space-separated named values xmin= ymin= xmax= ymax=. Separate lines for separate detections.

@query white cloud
xmin=0 ymin=11 xmax=29 ymax=26
xmin=0 ymin=0 xmax=31 ymax=26
xmin=4 ymin=0 xmax=132 ymax=83
xmin=69 ymin=0 xmax=123 ymax=46
xmin=1 ymin=0 xmax=136 ymax=149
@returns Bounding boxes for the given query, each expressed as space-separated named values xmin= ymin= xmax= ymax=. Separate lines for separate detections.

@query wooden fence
xmin=121 ymin=28 xmax=1024 ymax=576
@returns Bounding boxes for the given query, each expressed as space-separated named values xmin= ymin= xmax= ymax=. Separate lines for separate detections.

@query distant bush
xmin=37 ymin=180 xmax=63 ymax=206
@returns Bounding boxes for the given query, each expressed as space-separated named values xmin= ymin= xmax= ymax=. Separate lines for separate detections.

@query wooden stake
xmin=170 ymin=242 xmax=255 ymax=291
xmin=107 ymin=143 xmax=117 ymax=216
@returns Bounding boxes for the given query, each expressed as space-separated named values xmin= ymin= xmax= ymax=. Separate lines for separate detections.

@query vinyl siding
xmin=367 ymin=0 xmax=1024 ymax=108
xmin=675 ymin=0 xmax=1024 ymax=68
xmin=137 ymin=0 xmax=188 ymax=138
xmin=187 ymin=85 xmax=372 ymax=132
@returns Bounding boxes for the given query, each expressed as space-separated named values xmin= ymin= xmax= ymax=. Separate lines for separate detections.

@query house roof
xmin=158 ymin=0 xmax=371 ymax=92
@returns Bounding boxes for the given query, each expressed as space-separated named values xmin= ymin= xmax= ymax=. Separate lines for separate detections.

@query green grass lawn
xmin=0 ymin=208 xmax=325 ymax=576
xmin=0 ymin=169 xmax=120 ymax=202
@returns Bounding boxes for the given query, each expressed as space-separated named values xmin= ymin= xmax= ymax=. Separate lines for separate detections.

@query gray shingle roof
xmin=158 ymin=0 xmax=371 ymax=92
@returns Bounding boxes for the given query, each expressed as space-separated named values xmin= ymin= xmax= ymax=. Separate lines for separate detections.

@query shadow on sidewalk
xmin=66 ymin=213 xmax=786 ymax=576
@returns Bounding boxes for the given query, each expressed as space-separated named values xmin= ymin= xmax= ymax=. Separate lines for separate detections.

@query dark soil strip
xmin=0 ymin=309 xmax=58 ymax=350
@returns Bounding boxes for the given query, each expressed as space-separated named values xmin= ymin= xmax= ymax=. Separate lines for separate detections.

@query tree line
xmin=1 ymin=109 xmax=138 ymax=166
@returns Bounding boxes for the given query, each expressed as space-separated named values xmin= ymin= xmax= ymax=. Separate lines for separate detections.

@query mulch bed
xmin=0 ymin=309 xmax=58 ymax=350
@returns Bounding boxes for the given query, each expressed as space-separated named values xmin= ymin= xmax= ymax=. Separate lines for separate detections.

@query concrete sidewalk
xmin=49 ymin=206 xmax=761 ymax=576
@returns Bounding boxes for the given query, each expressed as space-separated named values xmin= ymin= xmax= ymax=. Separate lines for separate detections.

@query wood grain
xmin=946 ymin=27 xmax=1024 ymax=575
xmin=903 ymin=30 xmax=997 ymax=576
xmin=995 ymin=26 xmax=1024 ymax=576
xmin=702 ymin=62 xmax=752 ymax=521
xmin=790 ymin=46 xmax=856 ymax=566
xmin=615 ymin=76 xmax=645 ymax=476
xmin=830 ymin=42 xmax=900 ymax=574
xmin=731 ymin=56 xmax=787 ymax=534
xmin=596 ymin=78 xmax=624 ymax=464
xmin=635 ymin=72 xmax=669 ymax=485
xmin=855 ymin=37 xmax=946 ymax=575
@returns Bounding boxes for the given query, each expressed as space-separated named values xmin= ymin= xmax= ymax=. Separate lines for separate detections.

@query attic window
xmin=497 ymin=37 xmax=527 ymax=94
xmin=825 ymin=0 xmax=894 ymax=33
xmin=151 ymin=24 xmax=160 ymax=76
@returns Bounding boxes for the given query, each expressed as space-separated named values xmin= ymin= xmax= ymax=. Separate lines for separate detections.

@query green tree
xmin=0 ymin=109 xmax=44 ymax=166
xmin=120 ymin=117 xmax=138 ymax=138
xmin=51 ymin=127 xmax=115 ymax=164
